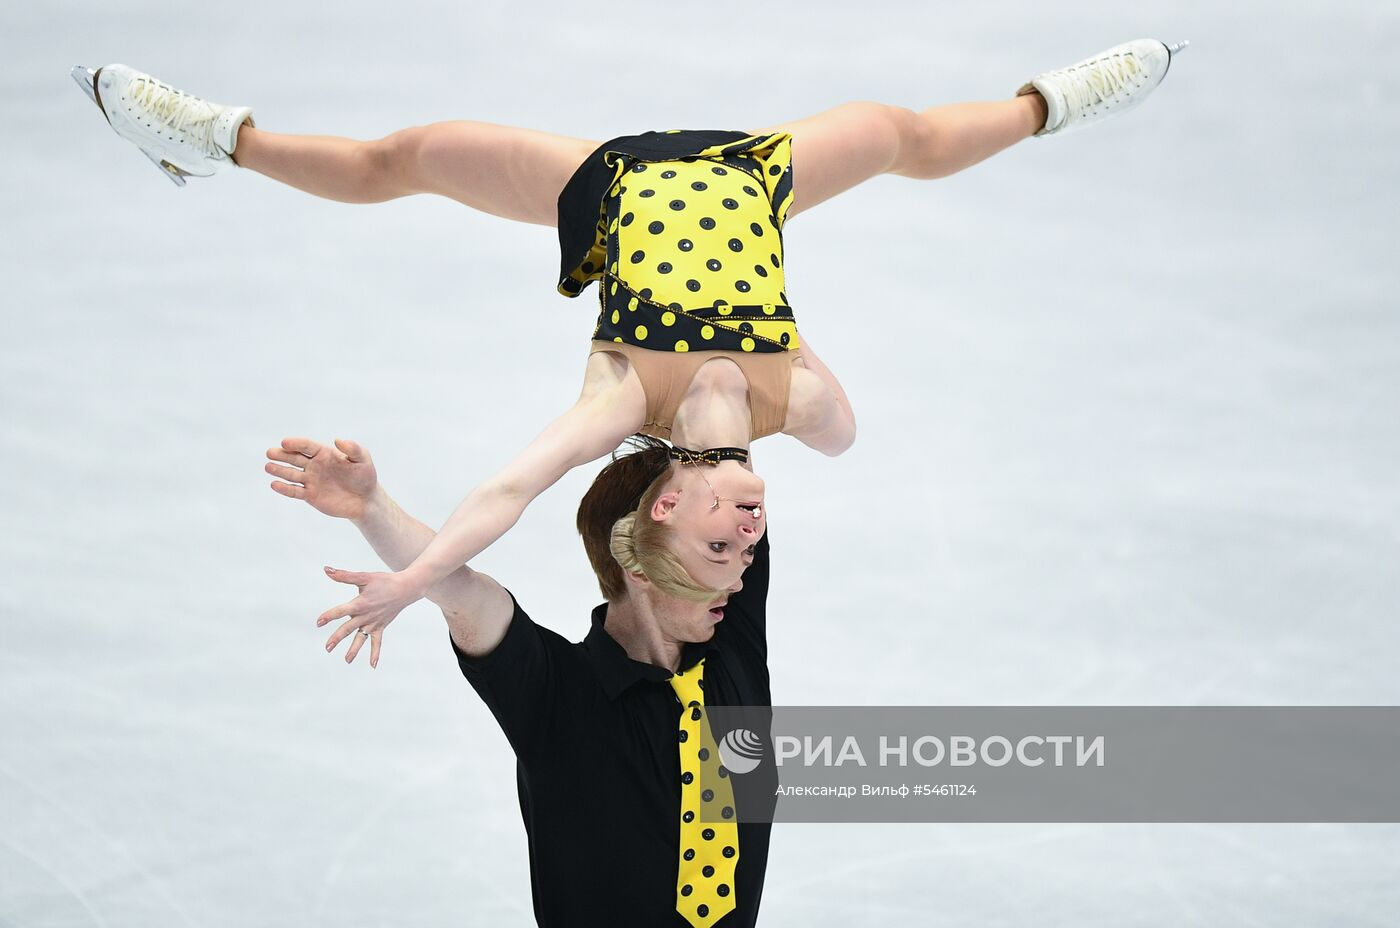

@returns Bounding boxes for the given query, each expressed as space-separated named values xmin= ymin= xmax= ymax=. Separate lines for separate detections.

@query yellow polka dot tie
xmin=669 ymin=658 xmax=738 ymax=926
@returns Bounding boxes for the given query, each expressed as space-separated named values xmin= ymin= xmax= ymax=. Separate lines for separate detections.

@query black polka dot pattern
xmin=565 ymin=129 xmax=801 ymax=361
xmin=667 ymin=656 xmax=740 ymax=925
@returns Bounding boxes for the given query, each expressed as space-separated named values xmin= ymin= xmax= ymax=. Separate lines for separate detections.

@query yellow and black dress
xmin=556 ymin=129 xmax=799 ymax=440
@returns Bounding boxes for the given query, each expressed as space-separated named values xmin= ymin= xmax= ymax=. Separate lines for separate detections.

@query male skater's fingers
xmin=369 ymin=630 xmax=382 ymax=669
xmin=334 ymin=437 xmax=366 ymax=464
xmin=265 ymin=462 xmax=306 ymax=484
xmin=269 ymin=480 xmax=305 ymax=500
xmin=280 ymin=436 xmax=322 ymax=459
xmin=267 ymin=447 xmax=309 ymax=467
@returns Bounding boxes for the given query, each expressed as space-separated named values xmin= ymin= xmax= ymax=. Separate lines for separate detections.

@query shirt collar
xmin=583 ymin=602 xmax=717 ymax=701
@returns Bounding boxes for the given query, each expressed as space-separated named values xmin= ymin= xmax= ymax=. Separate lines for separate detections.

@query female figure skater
xmin=74 ymin=39 xmax=1186 ymax=665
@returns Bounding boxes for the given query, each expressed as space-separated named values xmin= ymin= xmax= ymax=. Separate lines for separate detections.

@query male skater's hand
xmin=266 ymin=436 xmax=409 ymax=667
xmin=265 ymin=436 xmax=377 ymax=520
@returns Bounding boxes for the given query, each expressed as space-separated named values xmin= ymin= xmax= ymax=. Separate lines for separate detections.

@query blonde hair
xmin=577 ymin=436 xmax=720 ymax=602
xmin=608 ymin=463 xmax=722 ymax=603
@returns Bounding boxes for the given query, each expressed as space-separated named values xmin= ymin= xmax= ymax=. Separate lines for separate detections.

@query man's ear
xmin=650 ymin=490 xmax=681 ymax=522
xmin=622 ymin=569 xmax=652 ymax=593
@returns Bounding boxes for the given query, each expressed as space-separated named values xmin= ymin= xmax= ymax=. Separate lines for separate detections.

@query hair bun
xmin=609 ymin=512 xmax=641 ymax=572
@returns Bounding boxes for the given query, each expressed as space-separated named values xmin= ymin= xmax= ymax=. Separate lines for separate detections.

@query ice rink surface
xmin=3 ymin=1 xmax=1399 ymax=924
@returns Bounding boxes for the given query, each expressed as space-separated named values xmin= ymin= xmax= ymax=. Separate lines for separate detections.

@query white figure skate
xmin=1017 ymin=39 xmax=1189 ymax=137
xmin=70 ymin=64 xmax=254 ymax=187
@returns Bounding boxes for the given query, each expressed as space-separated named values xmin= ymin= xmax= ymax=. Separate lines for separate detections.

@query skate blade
xmin=141 ymin=149 xmax=190 ymax=188
xmin=69 ymin=65 xmax=99 ymax=105
xmin=1166 ymin=40 xmax=1190 ymax=57
xmin=71 ymin=64 xmax=187 ymax=187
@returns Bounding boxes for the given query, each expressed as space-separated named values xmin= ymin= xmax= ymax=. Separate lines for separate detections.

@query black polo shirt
xmin=452 ymin=534 xmax=776 ymax=928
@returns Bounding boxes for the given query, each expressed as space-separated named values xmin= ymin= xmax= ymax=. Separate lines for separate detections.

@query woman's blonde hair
xmin=576 ymin=436 xmax=721 ymax=602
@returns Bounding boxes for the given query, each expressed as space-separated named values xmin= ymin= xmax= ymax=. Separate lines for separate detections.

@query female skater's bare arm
xmin=312 ymin=371 xmax=645 ymax=642
xmin=784 ymin=337 xmax=857 ymax=456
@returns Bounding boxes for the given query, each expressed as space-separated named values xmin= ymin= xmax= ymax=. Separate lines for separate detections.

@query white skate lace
xmin=129 ymin=77 xmax=221 ymax=155
xmin=1058 ymin=52 xmax=1142 ymax=115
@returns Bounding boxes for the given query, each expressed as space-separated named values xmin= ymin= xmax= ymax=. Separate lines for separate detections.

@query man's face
xmin=650 ymin=574 xmax=745 ymax=644
xmin=654 ymin=464 xmax=766 ymax=593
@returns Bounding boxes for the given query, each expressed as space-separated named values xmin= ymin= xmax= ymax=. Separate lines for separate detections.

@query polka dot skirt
xmin=557 ymin=129 xmax=799 ymax=354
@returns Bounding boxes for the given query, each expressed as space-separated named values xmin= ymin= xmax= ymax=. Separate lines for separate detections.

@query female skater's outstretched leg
xmin=74 ymin=64 xmax=600 ymax=224
xmin=232 ymin=121 xmax=600 ymax=225
xmin=753 ymin=95 xmax=1048 ymax=221
xmin=228 ymin=91 xmax=1043 ymax=223
xmin=758 ymin=38 xmax=1183 ymax=220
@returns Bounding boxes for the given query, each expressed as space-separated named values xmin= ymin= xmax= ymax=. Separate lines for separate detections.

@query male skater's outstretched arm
xmin=265 ymin=435 xmax=510 ymax=666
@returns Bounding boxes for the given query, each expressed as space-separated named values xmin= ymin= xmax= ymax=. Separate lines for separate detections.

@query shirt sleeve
xmin=449 ymin=591 xmax=563 ymax=766
xmin=718 ymin=531 xmax=769 ymax=661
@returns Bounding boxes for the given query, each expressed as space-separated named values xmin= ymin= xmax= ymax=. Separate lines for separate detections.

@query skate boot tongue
xmin=213 ymin=106 xmax=255 ymax=156
xmin=1017 ymin=80 xmax=1067 ymax=135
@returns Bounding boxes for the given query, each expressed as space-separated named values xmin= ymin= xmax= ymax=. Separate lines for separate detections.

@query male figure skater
xmin=266 ymin=436 xmax=776 ymax=927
